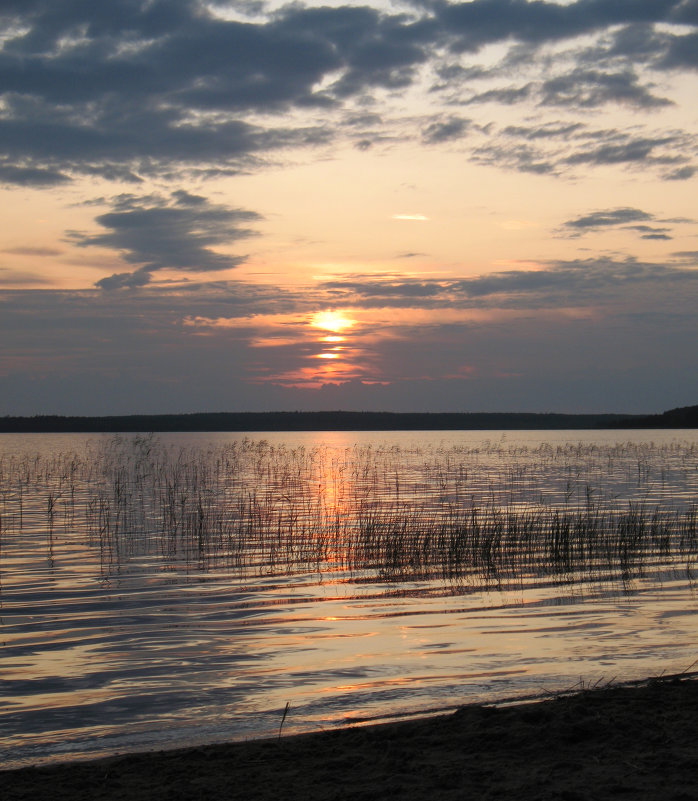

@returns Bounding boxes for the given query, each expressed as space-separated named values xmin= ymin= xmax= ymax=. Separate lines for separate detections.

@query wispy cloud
xmin=563 ymin=207 xmax=654 ymax=231
xmin=421 ymin=116 xmax=470 ymax=144
xmin=559 ymin=207 xmax=695 ymax=240
xmin=0 ymin=267 xmax=48 ymax=286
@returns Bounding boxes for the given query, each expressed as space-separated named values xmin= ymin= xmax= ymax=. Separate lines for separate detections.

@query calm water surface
xmin=1 ymin=429 xmax=697 ymax=769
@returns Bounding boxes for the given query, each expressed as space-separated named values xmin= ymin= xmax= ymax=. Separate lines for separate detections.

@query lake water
xmin=1 ymin=429 xmax=697 ymax=769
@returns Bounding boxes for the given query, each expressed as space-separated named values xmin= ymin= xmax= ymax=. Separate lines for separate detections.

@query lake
xmin=1 ymin=429 xmax=697 ymax=769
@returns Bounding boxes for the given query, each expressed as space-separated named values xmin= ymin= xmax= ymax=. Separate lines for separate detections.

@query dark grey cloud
xmin=556 ymin=22 xmax=698 ymax=79
xmin=470 ymin=121 xmax=691 ymax=177
xmin=0 ymin=90 xmax=332 ymax=181
xmin=454 ymin=258 xmax=698 ymax=310
xmin=539 ymin=70 xmax=672 ymax=109
xmin=67 ymin=191 xmax=262 ymax=289
xmin=435 ymin=0 xmax=692 ymax=52
xmin=0 ymin=1 xmax=435 ymax=181
xmin=345 ymin=113 xmax=385 ymax=127
xmin=559 ymin=208 xmax=691 ymax=240
xmin=0 ymin=0 xmax=695 ymax=185
xmin=0 ymin=163 xmax=70 ymax=186
xmin=463 ymin=85 xmax=533 ymax=106
xmin=564 ymin=135 xmax=678 ymax=166
xmin=664 ymin=165 xmax=696 ymax=180
xmin=318 ymin=257 xmax=698 ymax=310
xmin=477 ymin=113 xmax=696 ymax=179
xmin=422 ymin=116 xmax=470 ymax=143
xmin=433 ymin=63 xmax=490 ymax=86
xmin=471 ymin=142 xmax=557 ymax=174
xmin=626 ymin=225 xmax=672 ymax=240
xmin=658 ymin=31 xmax=698 ymax=69
xmin=501 ymin=123 xmax=584 ymax=141
xmin=563 ymin=208 xmax=654 ymax=231
xmin=435 ymin=66 xmax=668 ymax=111
xmin=576 ymin=23 xmax=673 ymax=72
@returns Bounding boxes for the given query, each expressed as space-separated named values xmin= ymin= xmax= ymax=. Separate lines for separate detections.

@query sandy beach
xmin=3 ymin=675 xmax=697 ymax=801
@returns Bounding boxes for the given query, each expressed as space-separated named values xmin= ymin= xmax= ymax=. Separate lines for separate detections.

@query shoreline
xmin=3 ymin=675 xmax=697 ymax=800
xmin=2 ymin=406 xmax=697 ymax=433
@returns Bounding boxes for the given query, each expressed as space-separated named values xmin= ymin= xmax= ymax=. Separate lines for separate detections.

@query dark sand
xmin=3 ymin=677 xmax=697 ymax=801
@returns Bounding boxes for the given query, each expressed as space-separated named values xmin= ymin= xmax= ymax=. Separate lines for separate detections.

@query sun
xmin=310 ymin=310 xmax=356 ymax=334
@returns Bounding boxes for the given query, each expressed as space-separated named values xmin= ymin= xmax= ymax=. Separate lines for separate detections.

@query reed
xmin=1 ymin=435 xmax=696 ymax=591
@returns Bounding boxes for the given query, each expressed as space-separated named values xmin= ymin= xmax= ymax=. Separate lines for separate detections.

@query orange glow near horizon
xmin=231 ymin=306 xmax=377 ymax=387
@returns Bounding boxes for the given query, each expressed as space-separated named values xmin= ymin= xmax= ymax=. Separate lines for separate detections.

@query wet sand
xmin=3 ymin=676 xmax=697 ymax=801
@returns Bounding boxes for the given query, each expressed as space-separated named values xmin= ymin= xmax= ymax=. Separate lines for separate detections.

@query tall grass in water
xmin=0 ymin=435 xmax=697 ymax=590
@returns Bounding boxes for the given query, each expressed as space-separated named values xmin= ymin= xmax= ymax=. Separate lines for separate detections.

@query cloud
xmin=471 ymin=142 xmax=557 ymax=175
xmin=435 ymin=0 xmax=692 ymax=52
xmin=67 ymin=191 xmax=262 ymax=289
xmin=462 ymin=85 xmax=533 ymax=106
xmin=664 ymin=165 xmax=696 ymax=180
xmin=318 ymin=258 xmax=698 ymax=310
xmin=659 ymin=31 xmax=698 ymax=69
xmin=434 ymin=64 xmax=669 ymax=111
xmin=539 ymin=70 xmax=672 ymax=109
xmin=501 ymin=123 xmax=584 ymax=141
xmin=0 ymin=163 xmax=70 ymax=186
xmin=559 ymin=207 xmax=696 ymax=240
xmin=2 ymin=246 xmax=62 ymax=256
xmin=453 ymin=258 xmax=698 ymax=307
xmin=0 ymin=267 xmax=47 ymax=285
xmin=563 ymin=208 xmax=654 ymax=231
xmin=0 ymin=0 xmax=695 ymax=185
xmin=322 ymin=278 xmax=446 ymax=299
xmin=480 ymin=122 xmax=695 ymax=179
xmin=2 ymin=254 xmax=697 ymax=413
xmin=626 ymin=225 xmax=672 ymax=240
xmin=421 ymin=116 xmax=470 ymax=144
xmin=564 ymin=135 xmax=678 ymax=166
xmin=568 ymin=128 xmax=696 ymax=176
xmin=0 ymin=1 xmax=431 ymax=180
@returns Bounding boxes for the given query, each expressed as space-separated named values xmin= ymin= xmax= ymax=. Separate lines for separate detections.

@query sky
xmin=1 ymin=0 xmax=697 ymax=416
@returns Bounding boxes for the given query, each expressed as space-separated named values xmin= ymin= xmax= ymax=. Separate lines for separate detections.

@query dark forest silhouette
xmin=1 ymin=405 xmax=696 ymax=432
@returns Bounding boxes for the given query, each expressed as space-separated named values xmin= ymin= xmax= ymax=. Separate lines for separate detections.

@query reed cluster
xmin=1 ymin=434 xmax=697 ymax=589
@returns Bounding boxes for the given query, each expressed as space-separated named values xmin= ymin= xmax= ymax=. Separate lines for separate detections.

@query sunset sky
xmin=1 ymin=0 xmax=697 ymax=415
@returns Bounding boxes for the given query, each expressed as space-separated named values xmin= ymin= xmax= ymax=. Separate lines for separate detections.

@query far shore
xmin=3 ymin=674 xmax=697 ymax=801
xmin=1 ymin=404 xmax=697 ymax=433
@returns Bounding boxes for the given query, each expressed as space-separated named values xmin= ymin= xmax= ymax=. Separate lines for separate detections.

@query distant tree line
xmin=0 ymin=406 xmax=695 ymax=433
